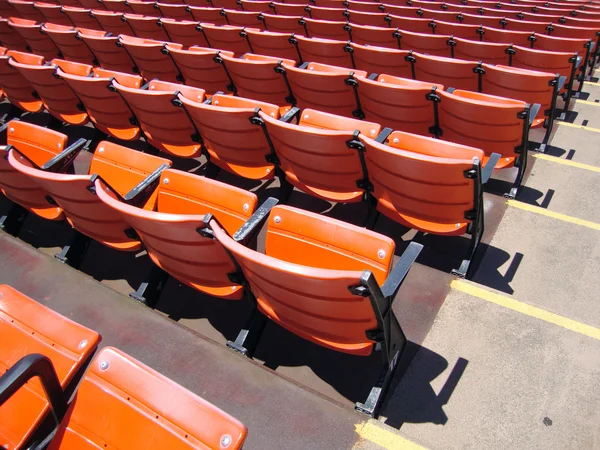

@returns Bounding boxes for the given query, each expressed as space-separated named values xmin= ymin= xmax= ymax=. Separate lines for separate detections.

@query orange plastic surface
xmin=362 ymin=130 xmax=484 ymax=235
xmin=36 ymin=1 xmax=74 ymax=26
xmin=0 ymin=284 xmax=100 ymax=450
xmin=399 ymin=30 xmax=453 ymax=57
xmin=349 ymin=24 xmax=403 ymax=49
xmin=225 ymin=9 xmax=267 ymax=29
xmin=48 ymin=347 xmax=247 ymax=450
xmin=96 ymin=169 xmax=257 ymax=298
xmin=167 ymin=45 xmax=234 ymax=93
xmin=9 ymin=140 xmax=172 ymax=250
xmin=211 ymin=204 xmax=395 ymax=355
xmin=156 ymin=3 xmax=194 ymax=20
xmin=180 ymin=92 xmax=279 ymax=180
xmin=261 ymin=108 xmax=380 ymax=202
xmin=62 ymin=6 xmax=103 ymax=30
xmin=0 ymin=18 xmax=28 ymax=52
xmin=453 ymin=38 xmax=510 ymax=65
xmin=245 ymin=29 xmax=300 ymax=61
xmin=7 ymin=0 xmax=45 ymax=22
xmin=8 ymin=17 xmax=60 ymax=60
xmin=201 ymin=24 xmax=255 ymax=55
xmin=78 ymin=30 xmax=137 ymax=74
xmin=188 ymin=6 xmax=229 ymax=25
xmin=260 ymin=13 xmax=306 ymax=35
xmin=118 ymin=35 xmax=183 ymax=83
xmin=113 ymin=80 xmax=204 ymax=158
xmin=59 ymin=66 xmax=143 ymax=140
xmin=349 ymin=42 xmax=411 ymax=78
xmin=0 ymin=121 xmax=67 ymax=220
xmin=124 ymin=13 xmax=171 ymax=41
xmin=0 ymin=51 xmax=43 ymax=112
xmin=294 ymin=35 xmax=353 ymax=67
xmin=93 ymin=10 xmax=135 ymax=36
xmin=303 ymin=18 xmax=351 ymax=41
xmin=413 ymin=53 xmax=479 ymax=92
xmin=159 ymin=18 xmax=210 ymax=48
xmin=41 ymin=24 xmax=98 ymax=66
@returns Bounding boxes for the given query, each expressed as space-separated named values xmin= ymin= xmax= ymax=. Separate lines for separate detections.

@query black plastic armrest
xmin=575 ymin=55 xmax=582 ymax=67
xmin=482 ymin=152 xmax=500 ymax=185
xmin=375 ymin=127 xmax=393 ymax=143
xmin=299 ymin=61 xmax=309 ymax=69
xmin=88 ymin=173 xmax=127 ymax=202
xmin=41 ymin=137 xmax=87 ymax=172
xmin=446 ymin=86 xmax=456 ymax=93
xmin=528 ymin=103 xmax=541 ymax=126
xmin=140 ymin=81 xmax=151 ymax=90
xmin=557 ymin=75 xmax=567 ymax=91
xmin=205 ymin=91 xmax=225 ymax=104
xmin=123 ymin=163 xmax=170 ymax=207
xmin=367 ymin=73 xmax=378 ymax=80
xmin=380 ymin=242 xmax=423 ymax=299
xmin=280 ymin=106 xmax=301 ymax=123
xmin=233 ymin=197 xmax=279 ymax=244
xmin=0 ymin=354 xmax=69 ymax=425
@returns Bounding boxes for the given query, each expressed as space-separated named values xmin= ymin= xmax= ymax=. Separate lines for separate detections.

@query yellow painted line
xmin=575 ymin=98 xmax=600 ymax=106
xmin=557 ymin=121 xmax=600 ymax=133
xmin=354 ymin=422 xmax=427 ymax=450
xmin=533 ymin=153 xmax=600 ymax=173
xmin=506 ymin=200 xmax=600 ymax=231
xmin=452 ymin=280 xmax=600 ymax=341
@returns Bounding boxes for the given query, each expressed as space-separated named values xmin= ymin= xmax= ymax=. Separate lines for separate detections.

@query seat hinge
xmin=349 ymin=285 xmax=370 ymax=297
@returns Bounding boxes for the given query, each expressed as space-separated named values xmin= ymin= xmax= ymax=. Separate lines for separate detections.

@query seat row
xmin=0 ymin=284 xmax=247 ymax=449
xmin=0 ymin=122 xmax=425 ymax=415
xmin=0 ymin=48 xmax=536 ymax=193
xmin=0 ymin=19 xmax=580 ymax=124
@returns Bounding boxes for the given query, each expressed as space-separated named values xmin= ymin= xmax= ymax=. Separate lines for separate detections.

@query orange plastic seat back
xmin=119 ymin=36 xmax=183 ymax=83
xmin=9 ymin=57 xmax=90 ymax=125
xmin=307 ymin=6 xmax=347 ymax=21
xmin=260 ymin=13 xmax=306 ymax=35
xmin=7 ymin=0 xmax=45 ymax=22
xmin=245 ymin=29 xmax=300 ymax=61
xmin=10 ymin=138 xmax=172 ymax=250
xmin=93 ymin=10 xmax=135 ymax=36
xmin=114 ymin=80 xmax=204 ymax=158
xmin=101 ymin=0 xmax=133 ymax=12
xmin=302 ymin=18 xmax=350 ymax=41
xmin=432 ymin=21 xmax=479 ymax=39
xmin=36 ymin=1 xmax=74 ymax=26
xmin=0 ymin=18 xmax=28 ymax=52
xmin=534 ymin=34 xmax=592 ymax=54
xmin=48 ymin=347 xmax=247 ymax=450
xmin=0 ymin=285 xmax=101 ymax=450
xmin=414 ymin=53 xmax=479 ymax=91
xmin=282 ymin=62 xmax=367 ymax=118
xmin=294 ymin=35 xmax=353 ymax=67
xmin=9 ymin=17 xmax=61 ymax=60
xmin=438 ymin=89 xmax=528 ymax=169
xmin=127 ymin=0 xmax=157 ymax=15
xmin=512 ymin=45 xmax=578 ymax=81
xmin=201 ymin=24 xmax=255 ymax=55
xmin=270 ymin=2 xmax=306 ymax=16
xmin=551 ymin=23 xmax=598 ymax=40
xmin=482 ymin=26 xmax=532 ymax=47
xmin=220 ymin=53 xmax=296 ymax=105
xmin=482 ymin=64 xmax=555 ymax=128
xmin=502 ymin=18 xmax=550 ymax=33
xmin=125 ymin=13 xmax=171 ymax=41
xmin=261 ymin=108 xmax=380 ymax=202
xmin=399 ymin=30 xmax=452 ymax=57
xmin=0 ymin=51 xmax=43 ymax=112
xmin=386 ymin=15 xmax=432 ymax=33
xmin=362 ymin=131 xmax=485 ymax=235
xmin=347 ymin=10 xmax=388 ymax=26
xmin=159 ymin=18 xmax=210 ymax=48
xmin=0 ymin=121 xmax=65 ymax=220
xmin=348 ymin=24 xmax=401 ymax=49
xmin=62 ymin=6 xmax=103 ymax=30
xmin=188 ymin=6 xmax=229 ymax=25
xmin=157 ymin=3 xmax=194 ymax=20
xmin=349 ymin=42 xmax=411 ymax=78
xmin=59 ymin=67 xmax=143 ymax=140
xmin=96 ymin=169 xmax=257 ymax=298
xmin=240 ymin=0 xmax=272 ymax=13
xmin=167 ymin=45 xmax=234 ymax=93
xmin=225 ymin=9 xmax=266 ymax=29
xmin=453 ymin=38 xmax=510 ymax=65
xmin=211 ymin=205 xmax=395 ymax=355
xmin=358 ymin=75 xmax=443 ymax=136
xmin=42 ymin=23 xmax=99 ymax=66
xmin=180 ymin=93 xmax=279 ymax=180
xmin=78 ymin=30 xmax=137 ymax=74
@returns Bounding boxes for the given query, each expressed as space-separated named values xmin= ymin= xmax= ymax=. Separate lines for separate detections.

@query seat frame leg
xmin=355 ymin=348 xmax=402 ymax=417
xmin=0 ymin=203 xmax=28 ymax=237
xmin=129 ymin=265 xmax=170 ymax=308
xmin=277 ymin=170 xmax=295 ymax=204
xmin=226 ymin=306 xmax=269 ymax=358
xmin=54 ymin=230 xmax=91 ymax=269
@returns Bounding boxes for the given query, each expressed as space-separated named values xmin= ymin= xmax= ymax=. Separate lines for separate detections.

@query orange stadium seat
xmin=260 ymin=13 xmax=307 ymax=35
xmin=124 ymin=13 xmax=171 ymax=41
xmin=348 ymin=23 xmax=402 ymax=48
xmin=158 ymin=18 xmax=211 ymax=48
xmin=241 ymin=0 xmax=274 ymax=12
xmin=9 ymin=56 xmax=90 ymax=125
xmin=399 ymin=30 xmax=452 ymax=57
xmin=8 ymin=17 xmax=61 ymax=60
xmin=218 ymin=53 xmax=296 ymax=105
xmin=306 ymin=5 xmax=348 ymax=21
xmin=78 ymin=28 xmax=138 ymax=73
xmin=386 ymin=15 xmax=432 ymax=33
xmin=62 ymin=6 xmax=103 ymax=30
xmin=293 ymin=35 xmax=353 ymax=67
xmin=188 ymin=6 xmax=230 ymax=26
xmin=156 ymin=3 xmax=194 ymax=20
xmin=36 ymin=1 xmax=74 ymax=26
xmin=8 ymin=128 xmax=173 ymax=261
xmin=201 ymin=24 xmax=256 ymax=54
xmin=178 ymin=93 xmax=281 ymax=180
xmin=279 ymin=61 xmax=367 ymax=117
xmin=348 ymin=43 xmax=412 ymax=77
xmin=0 ymin=284 xmax=101 ymax=449
xmin=431 ymin=20 xmax=480 ymax=39
xmin=358 ymin=74 xmax=444 ymax=135
xmin=127 ymin=0 xmax=158 ymax=16
xmin=7 ymin=0 xmax=46 ymax=22
xmin=0 ymin=19 xmax=28 ymax=52
xmin=224 ymin=9 xmax=267 ymax=29
xmin=245 ymin=29 xmax=302 ymax=61
xmin=346 ymin=10 xmax=389 ymax=26
xmin=209 ymin=203 xmax=422 ymax=417
xmin=117 ymin=35 xmax=184 ymax=82
xmin=92 ymin=10 xmax=136 ymax=36
xmin=453 ymin=38 xmax=510 ymax=64
xmin=41 ymin=24 xmax=99 ymax=66
xmin=0 ymin=50 xmax=44 ymax=113
xmin=260 ymin=108 xmax=381 ymax=202
xmin=413 ymin=53 xmax=479 ymax=91
xmin=360 ymin=130 xmax=494 ymax=278
xmin=270 ymin=2 xmax=307 ymax=16
xmin=166 ymin=44 xmax=234 ymax=93
xmin=59 ymin=66 xmax=144 ymax=140
xmin=302 ymin=17 xmax=351 ymax=40
xmin=95 ymin=169 xmax=258 ymax=303
xmin=112 ymin=79 xmax=205 ymax=157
